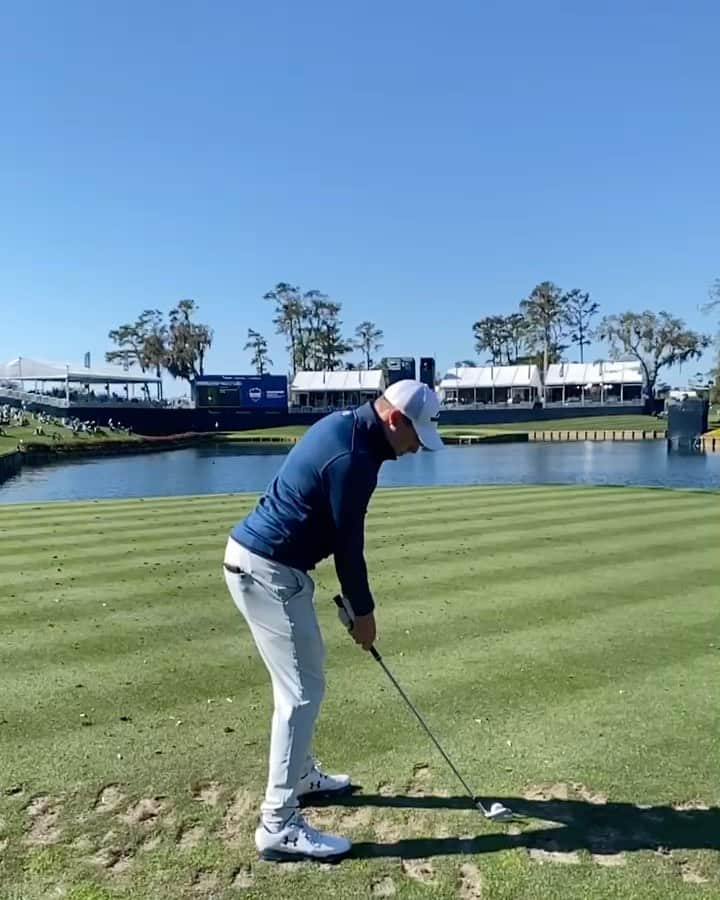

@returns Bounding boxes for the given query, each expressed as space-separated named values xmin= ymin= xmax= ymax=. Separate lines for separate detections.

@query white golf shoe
xmin=256 ymin=812 xmax=351 ymax=862
xmin=296 ymin=760 xmax=351 ymax=800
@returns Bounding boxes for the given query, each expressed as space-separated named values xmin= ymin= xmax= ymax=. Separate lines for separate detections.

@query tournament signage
xmin=193 ymin=374 xmax=288 ymax=410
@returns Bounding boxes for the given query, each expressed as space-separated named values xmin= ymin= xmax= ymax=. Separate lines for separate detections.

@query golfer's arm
xmin=325 ymin=456 xmax=375 ymax=618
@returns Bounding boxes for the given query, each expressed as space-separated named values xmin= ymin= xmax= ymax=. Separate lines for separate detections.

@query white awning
xmin=545 ymin=361 xmax=643 ymax=386
xmin=439 ymin=365 xmax=542 ymax=389
xmin=291 ymin=370 xmax=385 ymax=392
xmin=1 ymin=356 xmax=161 ymax=384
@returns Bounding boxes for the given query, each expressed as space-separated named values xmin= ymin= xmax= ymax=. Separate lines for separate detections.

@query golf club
xmin=333 ymin=594 xmax=514 ymax=822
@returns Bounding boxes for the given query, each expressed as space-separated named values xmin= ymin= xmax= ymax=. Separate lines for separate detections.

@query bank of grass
xmin=215 ymin=414 xmax=665 ymax=444
xmin=218 ymin=425 xmax=517 ymax=443
xmin=0 ymin=485 xmax=718 ymax=899
xmin=0 ymin=423 xmax=143 ymax=457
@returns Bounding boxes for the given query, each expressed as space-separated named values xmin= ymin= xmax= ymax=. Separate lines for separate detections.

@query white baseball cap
xmin=383 ymin=379 xmax=444 ymax=451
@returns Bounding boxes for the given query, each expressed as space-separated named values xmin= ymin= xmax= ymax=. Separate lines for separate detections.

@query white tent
xmin=291 ymin=370 xmax=384 ymax=392
xmin=544 ymin=361 xmax=643 ymax=404
xmin=1 ymin=356 xmax=162 ymax=406
xmin=290 ymin=369 xmax=385 ymax=409
xmin=439 ymin=365 xmax=541 ymax=405
xmin=440 ymin=365 xmax=542 ymax=389
xmin=545 ymin=361 xmax=643 ymax=386
xmin=1 ymin=356 xmax=160 ymax=385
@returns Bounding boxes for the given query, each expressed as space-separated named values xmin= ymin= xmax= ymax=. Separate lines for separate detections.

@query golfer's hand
xmin=351 ymin=613 xmax=376 ymax=651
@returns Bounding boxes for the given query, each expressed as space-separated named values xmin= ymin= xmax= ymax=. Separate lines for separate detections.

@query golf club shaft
xmin=370 ymin=646 xmax=480 ymax=806
xmin=333 ymin=594 xmax=491 ymax=815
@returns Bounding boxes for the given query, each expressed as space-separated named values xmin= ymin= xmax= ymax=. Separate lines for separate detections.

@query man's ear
xmin=387 ymin=407 xmax=403 ymax=429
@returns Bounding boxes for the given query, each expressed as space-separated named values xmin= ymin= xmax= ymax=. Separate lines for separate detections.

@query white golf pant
xmin=223 ymin=537 xmax=325 ymax=829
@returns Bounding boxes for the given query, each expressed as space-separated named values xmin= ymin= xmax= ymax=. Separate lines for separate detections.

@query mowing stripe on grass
xmin=1 ymin=485 xmax=718 ymax=900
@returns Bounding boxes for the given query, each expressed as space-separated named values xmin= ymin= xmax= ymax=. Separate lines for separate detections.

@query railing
xmin=0 ymin=388 xmax=69 ymax=407
xmin=289 ymin=405 xmax=355 ymax=414
xmin=441 ymin=401 xmax=535 ymax=410
xmin=543 ymin=398 xmax=643 ymax=407
xmin=529 ymin=429 xmax=665 ymax=441
xmin=0 ymin=387 xmax=164 ymax=409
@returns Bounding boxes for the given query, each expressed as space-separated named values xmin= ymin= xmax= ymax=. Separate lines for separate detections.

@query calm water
xmin=1 ymin=442 xmax=719 ymax=504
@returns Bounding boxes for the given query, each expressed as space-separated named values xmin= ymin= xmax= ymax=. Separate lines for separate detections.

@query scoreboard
xmin=383 ymin=357 xmax=416 ymax=386
xmin=193 ymin=374 xmax=288 ymax=410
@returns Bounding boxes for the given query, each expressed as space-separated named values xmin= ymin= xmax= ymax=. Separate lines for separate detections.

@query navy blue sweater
xmin=230 ymin=402 xmax=395 ymax=616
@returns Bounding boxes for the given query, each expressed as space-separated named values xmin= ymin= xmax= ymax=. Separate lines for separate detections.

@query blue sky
xmin=1 ymin=0 xmax=718 ymax=395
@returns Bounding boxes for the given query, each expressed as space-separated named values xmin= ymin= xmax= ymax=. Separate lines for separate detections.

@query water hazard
xmin=1 ymin=441 xmax=719 ymax=504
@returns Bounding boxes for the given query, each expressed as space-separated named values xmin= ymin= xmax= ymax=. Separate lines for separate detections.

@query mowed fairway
xmin=1 ymin=485 xmax=719 ymax=899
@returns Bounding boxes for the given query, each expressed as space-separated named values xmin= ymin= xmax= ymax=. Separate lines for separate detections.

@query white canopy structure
xmin=290 ymin=369 xmax=385 ymax=410
xmin=439 ymin=365 xmax=542 ymax=406
xmin=545 ymin=361 xmax=643 ymax=404
xmin=545 ymin=361 xmax=643 ymax=386
xmin=1 ymin=356 xmax=160 ymax=385
xmin=0 ymin=356 xmax=162 ymax=406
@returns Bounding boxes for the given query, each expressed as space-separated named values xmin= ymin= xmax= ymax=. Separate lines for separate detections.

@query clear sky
xmin=1 ymin=0 xmax=718 ymax=394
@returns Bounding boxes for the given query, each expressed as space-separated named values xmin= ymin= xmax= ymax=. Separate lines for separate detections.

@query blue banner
xmin=194 ymin=374 xmax=288 ymax=409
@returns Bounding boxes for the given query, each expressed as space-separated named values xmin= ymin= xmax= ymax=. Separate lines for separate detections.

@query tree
xmin=473 ymin=313 xmax=531 ymax=367
xmin=106 ymin=309 xmax=167 ymax=375
xmin=597 ymin=310 xmax=711 ymax=407
xmin=504 ymin=313 xmax=530 ymax=364
xmin=313 ymin=297 xmax=353 ymax=370
xmin=166 ymin=299 xmax=214 ymax=384
xmin=703 ymin=279 xmax=720 ymax=404
xmin=136 ymin=309 xmax=168 ymax=377
xmin=244 ymin=329 xmax=273 ymax=375
xmin=354 ymin=321 xmax=384 ymax=369
xmin=520 ymin=282 xmax=567 ymax=393
xmin=265 ymin=282 xmax=353 ymax=372
xmin=304 ymin=291 xmax=330 ymax=370
xmin=563 ymin=289 xmax=599 ymax=363
xmin=264 ymin=283 xmax=309 ymax=374
xmin=472 ymin=315 xmax=506 ymax=364
xmin=106 ymin=322 xmax=146 ymax=372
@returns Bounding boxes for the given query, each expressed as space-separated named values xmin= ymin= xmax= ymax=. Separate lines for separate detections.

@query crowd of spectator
xmin=1 ymin=402 xmax=134 ymax=446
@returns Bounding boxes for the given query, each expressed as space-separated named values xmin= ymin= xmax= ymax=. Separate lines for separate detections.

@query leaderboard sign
xmin=194 ymin=374 xmax=288 ymax=410
xmin=383 ymin=357 xmax=416 ymax=386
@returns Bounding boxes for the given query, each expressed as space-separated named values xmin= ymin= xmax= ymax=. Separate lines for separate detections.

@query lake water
xmin=1 ymin=441 xmax=719 ymax=504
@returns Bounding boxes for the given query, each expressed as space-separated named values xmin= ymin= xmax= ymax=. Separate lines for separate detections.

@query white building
xmin=290 ymin=369 xmax=385 ymax=410
xmin=439 ymin=365 xmax=542 ymax=407
xmin=544 ymin=361 xmax=643 ymax=405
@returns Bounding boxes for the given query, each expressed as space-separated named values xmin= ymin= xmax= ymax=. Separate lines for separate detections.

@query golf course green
xmin=1 ymin=485 xmax=718 ymax=899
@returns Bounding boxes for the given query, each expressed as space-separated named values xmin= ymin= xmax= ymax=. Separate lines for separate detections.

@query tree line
xmin=260 ymin=282 xmax=384 ymax=374
xmin=106 ymin=285 xmax=386 ymax=385
xmin=106 ymin=278 xmax=719 ymax=401
xmin=472 ymin=280 xmax=713 ymax=400
xmin=105 ymin=299 xmax=213 ymax=384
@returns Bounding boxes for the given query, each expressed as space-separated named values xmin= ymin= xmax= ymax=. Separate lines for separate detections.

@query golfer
xmin=223 ymin=379 xmax=444 ymax=861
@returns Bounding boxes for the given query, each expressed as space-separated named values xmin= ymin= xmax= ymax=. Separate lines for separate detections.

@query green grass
xmin=0 ymin=423 xmax=142 ymax=457
xmin=214 ymin=425 xmax=312 ymax=443
xmin=215 ymin=415 xmax=665 ymax=444
xmin=466 ymin=414 xmax=665 ymax=433
xmin=1 ymin=486 xmax=718 ymax=899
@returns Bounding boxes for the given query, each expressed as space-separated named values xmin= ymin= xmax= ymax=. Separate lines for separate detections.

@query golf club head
xmin=478 ymin=800 xmax=515 ymax=822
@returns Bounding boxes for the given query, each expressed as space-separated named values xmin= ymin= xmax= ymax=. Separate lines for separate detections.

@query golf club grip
xmin=333 ymin=594 xmax=382 ymax=657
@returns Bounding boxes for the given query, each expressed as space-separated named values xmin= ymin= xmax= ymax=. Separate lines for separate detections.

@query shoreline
xmin=4 ymin=424 xmax=719 ymax=489
xmin=0 ymin=432 xmax=214 ymax=484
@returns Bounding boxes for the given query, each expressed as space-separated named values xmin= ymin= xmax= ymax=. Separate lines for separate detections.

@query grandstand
xmin=0 ymin=356 xmax=163 ymax=408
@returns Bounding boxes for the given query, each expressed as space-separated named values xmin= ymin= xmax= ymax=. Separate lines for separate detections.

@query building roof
xmin=545 ymin=361 xmax=643 ymax=386
xmin=439 ymin=365 xmax=542 ymax=389
xmin=1 ymin=356 xmax=161 ymax=385
xmin=291 ymin=370 xmax=385 ymax=392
